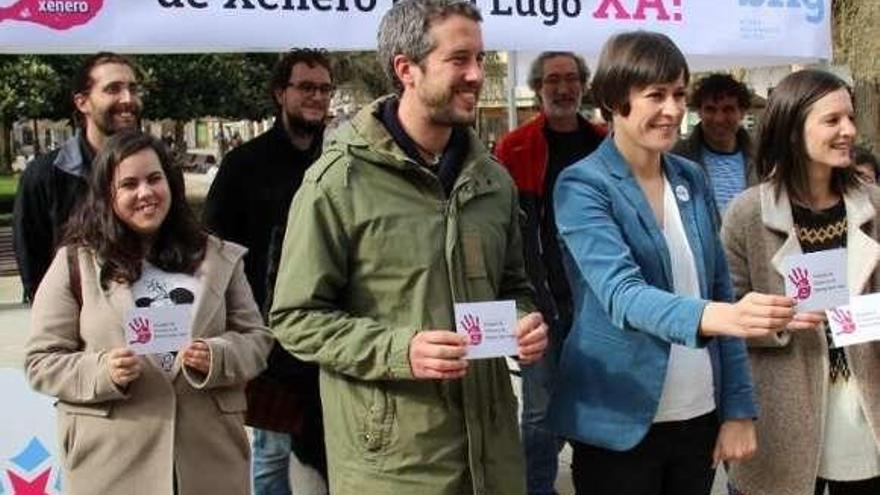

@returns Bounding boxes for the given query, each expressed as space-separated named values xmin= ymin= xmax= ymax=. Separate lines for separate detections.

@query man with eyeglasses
xmin=204 ymin=48 xmax=333 ymax=495
xmin=494 ymin=51 xmax=605 ymax=495
xmin=14 ymin=52 xmax=143 ymax=303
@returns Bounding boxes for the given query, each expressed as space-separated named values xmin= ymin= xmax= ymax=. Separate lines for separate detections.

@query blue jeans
xmin=521 ymin=321 xmax=565 ymax=495
xmin=252 ymin=428 xmax=292 ymax=495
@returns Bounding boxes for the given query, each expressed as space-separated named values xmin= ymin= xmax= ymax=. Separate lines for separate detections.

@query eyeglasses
xmin=541 ymin=74 xmax=582 ymax=87
xmin=286 ymin=81 xmax=335 ymax=96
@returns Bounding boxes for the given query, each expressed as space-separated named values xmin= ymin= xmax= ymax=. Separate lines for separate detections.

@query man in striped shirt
xmin=674 ymin=73 xmax=757 ymax=216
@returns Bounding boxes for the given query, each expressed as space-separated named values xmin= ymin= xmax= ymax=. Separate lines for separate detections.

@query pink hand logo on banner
xmin=128 ymin=316 xmax=153 ymax=345
xmin=830 ymin=308 xmax=857 ymax=335
xmin=461 ymin=314 xmax=483 ymax=345
xmin=788 ymin=267 xmax=812 ymax=301
xmin=0 ymin=0 xmax=103 ymax=30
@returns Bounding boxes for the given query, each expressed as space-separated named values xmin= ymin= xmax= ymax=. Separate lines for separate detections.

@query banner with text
xmin=0 ymin=0 xmax=830 ymax=64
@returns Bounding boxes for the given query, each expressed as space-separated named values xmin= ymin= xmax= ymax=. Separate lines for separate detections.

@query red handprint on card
xmin=788 ymin=267 xmax=812 ymax=301
xmin=461 ymin=314 xmax=483 ymax=345
xmin=830 ymin=308 xmax=857 ymax=335
xmin=128 ymin=317 xmax=153 ymax=345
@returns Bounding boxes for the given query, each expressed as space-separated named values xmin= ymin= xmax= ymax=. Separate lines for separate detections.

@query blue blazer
xmin=547 ymin=137 xmax=757 ymax=451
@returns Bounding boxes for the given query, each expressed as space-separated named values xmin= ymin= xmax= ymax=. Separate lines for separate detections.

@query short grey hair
xmin=377 ymin=0 xmax=482 ymax=94
xmin=527 ymin=51 xmax=590 ymax=95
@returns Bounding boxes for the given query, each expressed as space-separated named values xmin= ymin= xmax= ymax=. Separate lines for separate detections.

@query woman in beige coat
xmin=25 ymin=131 xmax=273 ymax=495
xmin=722 ymin=70 xmax=880 ymax=495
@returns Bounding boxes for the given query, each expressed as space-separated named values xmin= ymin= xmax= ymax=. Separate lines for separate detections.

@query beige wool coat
xmin=721 ymin=183 xmax=880 ymax=495
xmin=25 ymin=236 xmax=273 ymax=495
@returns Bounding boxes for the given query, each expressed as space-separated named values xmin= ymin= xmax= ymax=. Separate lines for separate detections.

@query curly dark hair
xmin=62 ymin=131 xmax=206 ymax=289
xmin=689 ymin=73 xmax=751 ymax=110
xmin=854 ymin=145 xmax=878 ymax=169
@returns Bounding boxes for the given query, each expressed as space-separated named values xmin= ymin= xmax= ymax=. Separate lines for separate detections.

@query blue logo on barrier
xmin=2 ymin=437 xmax=59 ymax=495
xmin=9 ymin=439 xmax=49 ymax=473
xmin=738 ymin=0 xmax=825 ymax=24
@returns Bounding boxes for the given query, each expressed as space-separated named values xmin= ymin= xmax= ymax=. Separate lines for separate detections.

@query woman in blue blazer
xmin=548 ymin=32 xmax=811 ymax=495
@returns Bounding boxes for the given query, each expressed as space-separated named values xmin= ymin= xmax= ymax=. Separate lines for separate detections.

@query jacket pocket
xmin=56 ymin=411 xmax=75 ymax=468
xmin=212 ymin=388 xmax=248 ymax=413
xmin=463 ymin=233 xmax=488 ymax=279
xmin=211 ymin=389 xmax=250 ymax=459
xmin=360 ymin=386 xmax=394 ymax=454
xmin=588 ymin=329 xmax=634 ymax=348
xmin=55 ymin=401 xmax=113 ymax=471
xmin=56 ymin=401 xmax=112 ymax=417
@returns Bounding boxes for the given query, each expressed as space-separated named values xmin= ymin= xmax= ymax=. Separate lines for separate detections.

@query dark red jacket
xmin=494 ymin=113 xmax=605 ymax=327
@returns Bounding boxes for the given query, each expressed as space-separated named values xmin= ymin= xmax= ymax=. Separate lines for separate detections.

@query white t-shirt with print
xmin=130 ymin=262 xmax=200 ymax=376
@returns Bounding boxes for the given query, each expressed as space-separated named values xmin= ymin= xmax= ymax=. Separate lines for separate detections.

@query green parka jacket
xmin=270 ymin=97 xmax=535 ymax=495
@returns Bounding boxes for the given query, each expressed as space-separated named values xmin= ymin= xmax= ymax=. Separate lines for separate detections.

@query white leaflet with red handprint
xmin=825 ymin=305 xmax=858 ymax=348
xmin=837 ymin=293 xmax=880 ymax=347
xmin=783 ymin=248 xmax=849 ymax=311
xmin=454 ymin=300 xmax=517 ymax=359
xmin=124 ymin=305 xmax=192 ymax=355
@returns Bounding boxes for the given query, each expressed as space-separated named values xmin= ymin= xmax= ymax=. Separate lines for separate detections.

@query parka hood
xmin=328 ymin=95 xmax=493 ymax=177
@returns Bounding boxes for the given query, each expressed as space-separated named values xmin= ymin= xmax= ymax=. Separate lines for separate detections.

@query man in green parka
xmin=269 ymin=0 xmax=549 ymax=493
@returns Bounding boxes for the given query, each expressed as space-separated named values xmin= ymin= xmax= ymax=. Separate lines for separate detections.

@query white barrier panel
xmin=0 ymin=0 xmax=830 ymax=65
xmin=0 ymin=370 xmax=61 ymax=495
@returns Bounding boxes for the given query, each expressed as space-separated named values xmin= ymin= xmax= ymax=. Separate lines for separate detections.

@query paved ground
xmin=0 ymin=302 xmax=27 ymax=369
xmin=184 ymin=170 xmax=213 ymax=201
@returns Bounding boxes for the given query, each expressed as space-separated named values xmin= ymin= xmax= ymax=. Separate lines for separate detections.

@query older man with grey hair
xmin=495 ymin=52 xmax=604 ymax=494
xmin=269 ymin=0 xmax=548 ymax=494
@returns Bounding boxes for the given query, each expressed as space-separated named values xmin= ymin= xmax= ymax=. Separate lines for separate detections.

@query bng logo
xmin=738 ymin=0 xmax=825 ymax=24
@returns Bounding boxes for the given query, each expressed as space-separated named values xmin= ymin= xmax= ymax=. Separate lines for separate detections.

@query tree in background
xmin=333 ymin=51 xmax=390 ymax=99
xmin=139 ymin=53 xmax=274 ymax=156
xmin=833 ymin=0 xmax=880 ymax=152
xmin=0 ymin=53 xmax=279 ymax=168
xmin=0 ymin=56 xmax=62 ymax=172
xmin=0 ymin=50 xmax=441 ymax=170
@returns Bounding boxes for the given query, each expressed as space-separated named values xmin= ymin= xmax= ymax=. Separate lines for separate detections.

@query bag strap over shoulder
xmin=66 ymin=247 xmax=82 ymax=307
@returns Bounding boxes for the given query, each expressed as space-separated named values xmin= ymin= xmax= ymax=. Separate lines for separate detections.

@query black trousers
xmin=815 ymin=476 xmax=880 ymax=495
xmin=570 ymin=412 xmax=719 ymax=495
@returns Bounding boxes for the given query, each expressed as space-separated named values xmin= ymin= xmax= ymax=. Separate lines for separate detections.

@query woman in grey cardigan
xmin=722 ymin=69 xmax=880 ymax=495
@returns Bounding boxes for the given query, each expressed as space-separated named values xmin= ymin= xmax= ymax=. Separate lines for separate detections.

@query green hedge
xmin=0 ymin=175 xmax=18 ymax=215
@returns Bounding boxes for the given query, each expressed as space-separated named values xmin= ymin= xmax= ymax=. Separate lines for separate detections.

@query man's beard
xmin=93 ymin=102 xmax=141 ymax=136
xmin=543 ymin=95 xmax=581 ymax=121
xmin=421 ymin=83 xmax=481 ymax=127
xmin=286 ymin=111 xmax=325 ymax=136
